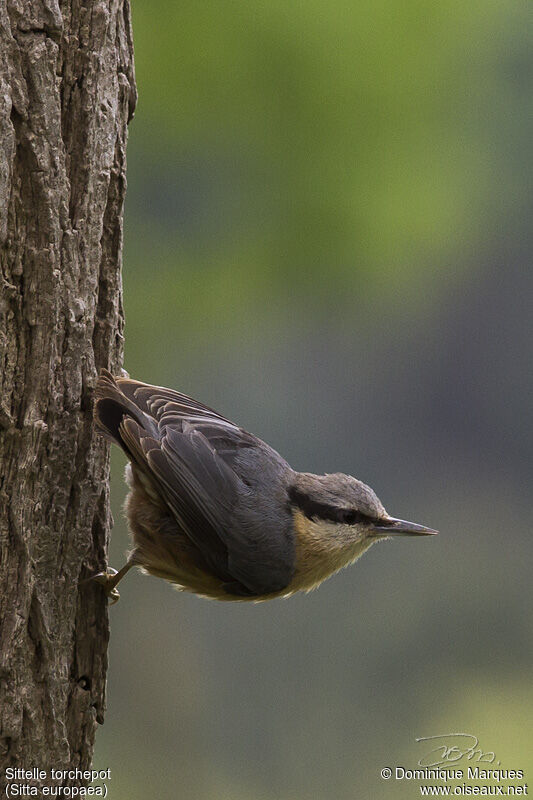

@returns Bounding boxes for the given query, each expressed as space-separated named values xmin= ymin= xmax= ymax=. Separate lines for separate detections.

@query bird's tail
xmin=93 ymin=368 xmax=155 ymax=447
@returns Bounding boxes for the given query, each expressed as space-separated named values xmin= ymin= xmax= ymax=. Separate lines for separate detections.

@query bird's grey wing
xmin=115 ymin=375 xmax=237 ymax=428
xmin=115 ymin=373 xmax=291 ymax=485
xmin=115 ymin=379 xmax=295 ymax=596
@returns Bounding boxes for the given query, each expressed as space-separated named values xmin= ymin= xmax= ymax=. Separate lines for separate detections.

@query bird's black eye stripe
xmin=340 ymin=509 xmax=373 ymax=525
xmin=288 ymin=486 xmax=374 ymax=525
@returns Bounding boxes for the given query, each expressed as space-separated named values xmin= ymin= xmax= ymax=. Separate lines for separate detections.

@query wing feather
xmin=95 ymin=371 xmax=295 ymax=595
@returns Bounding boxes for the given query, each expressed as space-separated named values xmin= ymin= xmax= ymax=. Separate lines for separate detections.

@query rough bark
xmin=0 ymin=0 xmax=136 ymax=791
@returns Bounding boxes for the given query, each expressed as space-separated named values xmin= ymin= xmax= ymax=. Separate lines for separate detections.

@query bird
xmin=92 ymin=369 xmax=437 ymax=603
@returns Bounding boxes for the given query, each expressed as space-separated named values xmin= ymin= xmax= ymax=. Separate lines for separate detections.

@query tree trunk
xmin=0 ymin=0 xmax=135 ymax=791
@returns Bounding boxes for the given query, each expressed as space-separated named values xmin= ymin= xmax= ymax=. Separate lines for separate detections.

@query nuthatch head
xmin=92 ymin=369 xmax=437 ymax=603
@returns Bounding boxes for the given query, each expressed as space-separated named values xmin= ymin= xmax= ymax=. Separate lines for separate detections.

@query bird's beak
xmin=372 ymin=517 xmax=438 ymax=536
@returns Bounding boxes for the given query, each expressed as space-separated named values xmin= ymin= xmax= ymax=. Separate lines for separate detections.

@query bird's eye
xmin=341 ymin=509 xmax=367 ymax=525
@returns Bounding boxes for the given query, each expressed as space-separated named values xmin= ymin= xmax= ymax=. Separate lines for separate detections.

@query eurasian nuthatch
xmin=93 ymin=369 xmax=437 ymax=603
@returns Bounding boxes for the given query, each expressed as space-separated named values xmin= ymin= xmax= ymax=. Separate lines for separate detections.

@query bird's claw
xmin=91 ymin=568 xmax=121 ymax=604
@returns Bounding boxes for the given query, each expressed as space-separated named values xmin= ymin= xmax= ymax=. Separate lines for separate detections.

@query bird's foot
xmin=91 ymin=568 xmax=121 ymax=604
xmin=84 ymin=559 xmax=134 ymax=604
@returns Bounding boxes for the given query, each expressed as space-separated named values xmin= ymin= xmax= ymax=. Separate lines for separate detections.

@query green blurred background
xmin=94 ymin=2 xmax=533 ymax=797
